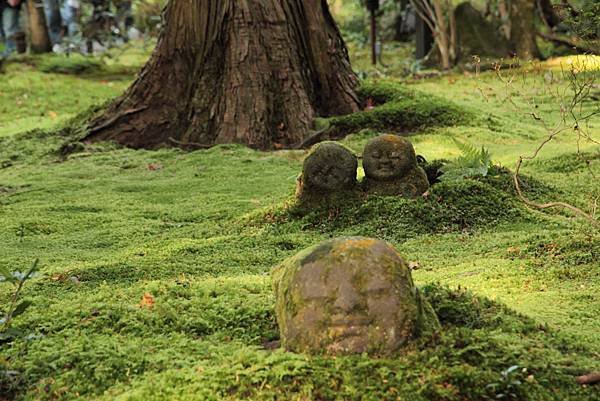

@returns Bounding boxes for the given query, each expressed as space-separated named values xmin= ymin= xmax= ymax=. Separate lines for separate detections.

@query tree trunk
xmin=498 ymin=0 xmax=511 ymax=40
xmin=432 ymin=0 xmax=451 ymax=69
xmin=537 ymin=0 xmax=561 ymax=29
xmin=510 ymin=0 xmax=541 ymax=59
xmin=26 ymin=0 xmax=52 ymax=53
xmin=84 ymin=0 xmax=360 ymax=150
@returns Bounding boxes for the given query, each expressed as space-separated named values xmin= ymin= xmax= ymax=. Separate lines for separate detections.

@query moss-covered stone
xmin=362 ymin=135 xmax=430 ymax=197
xmin=272 ymin=237 xmax=440 ymax=356
xmin=296 ymin=142 xmax=359 ymax=204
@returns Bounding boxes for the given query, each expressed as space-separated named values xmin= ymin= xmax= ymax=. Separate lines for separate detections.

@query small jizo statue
xmin=296 ymin=142 xmax=358 ymax=202
xmin=272 ymin=237 xmax=439 ymax=356
xmin=362 ymin=134 xmax=429 ymax=197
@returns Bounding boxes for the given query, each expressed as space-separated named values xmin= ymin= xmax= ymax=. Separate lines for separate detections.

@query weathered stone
xmin=272 ymin=237 xmax=440 ymax=355
xmin=296 ymin=142 xmax=358 ymax=202
xmin=362 ymin=134 xmax=429 ymax=197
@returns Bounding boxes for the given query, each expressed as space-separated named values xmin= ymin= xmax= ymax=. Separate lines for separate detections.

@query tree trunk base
xmin=85 ymin=0 xmax=359 ymax=150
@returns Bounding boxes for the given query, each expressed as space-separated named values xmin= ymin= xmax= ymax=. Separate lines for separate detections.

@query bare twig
xmin=512 ymin=59 xmax=600 ymax=226
xmin=576 ymin=372 xmax=600 ymax=385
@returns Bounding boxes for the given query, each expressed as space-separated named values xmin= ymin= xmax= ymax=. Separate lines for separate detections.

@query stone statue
xmin=272 ymin=237 xmax=440 ymax=355
xmin=362 ymin=134 xmax=429 ymax=197
xmin=296 ymin=142 xmax=358 ymax=202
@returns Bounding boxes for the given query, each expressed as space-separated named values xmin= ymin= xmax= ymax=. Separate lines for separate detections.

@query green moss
xmin=15 ymin=284 xmax=593 ymax=401
xmin=1 ymin=50 xmax=599 ymax=401
xmin=0 ymin=103 xmax=107 ymax=167
xmin=326 ymin=81 xmax=472 ymax=137
xmin=266 ymin=170 xmax=532 ymax=243
xmin=37 ymin=55 xmax=103 ymax=75
xmin=529 ymin=151 xmax=600 ymax=174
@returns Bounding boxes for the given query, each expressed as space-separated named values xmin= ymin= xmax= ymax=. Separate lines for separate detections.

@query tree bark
xmin=537 ymin=0 xmax=561 ymax=29
xmin=84 ymin=0 xmax=360 ymax=150
xmin=26 ymin=0 xmax=52 ymax=53
xmin=510 ymin=0 xmax=541 ymax=59
xmin=498 ymin=0 xmax=511 ymax=40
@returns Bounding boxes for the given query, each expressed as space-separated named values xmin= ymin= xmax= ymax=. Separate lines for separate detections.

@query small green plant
xmin=0 ymin=259 xmax=40 ymax=342
xmin=440 ymin=140 xmax=492 ymax=181
xmin=485 ymin=365 xmax=525 ymax=400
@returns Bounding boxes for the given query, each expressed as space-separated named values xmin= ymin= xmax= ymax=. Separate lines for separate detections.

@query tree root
xmin=296 ymin=127 xmax=333 ymax=149
xmin=167 ymin=137 xmax=213 ymax=149
xmin=87 ymin=106 xmax=149 ymax=136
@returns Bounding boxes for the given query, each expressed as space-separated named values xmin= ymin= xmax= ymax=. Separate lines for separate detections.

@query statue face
xmin=302 ymin=142 xmax=357 ymax=192
xmin=304 ymin=161 xmax=354 ymax=191
xmin=363 ymin=135 xmax=416 ymax=181
xmin=281 ymin=239 xmax=417 ymax=355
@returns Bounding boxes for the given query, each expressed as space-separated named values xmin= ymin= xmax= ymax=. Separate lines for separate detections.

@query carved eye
xmin=371 ymin=152 xmax=380 ymax=159
xmin=389 ymin=152 xmax=400 ymax=159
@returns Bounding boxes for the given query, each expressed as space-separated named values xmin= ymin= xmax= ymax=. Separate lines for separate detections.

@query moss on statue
xmin=362 ymin=135 xmax=429 ymax=197
xmin=296 ymin=142 xmax=359 ymax=204
xmin=272 ymin=237 xmax=440 ymax=356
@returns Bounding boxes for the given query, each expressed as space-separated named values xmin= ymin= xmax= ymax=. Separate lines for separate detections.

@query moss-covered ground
xmin=0 ymin=45 xmax=599 ymax=401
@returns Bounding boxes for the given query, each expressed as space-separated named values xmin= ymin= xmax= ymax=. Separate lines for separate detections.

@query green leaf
xmin=12 ymin=301 xmax=32 ymax=318
xmin=440 ymin=141 xmax=493 ymax=182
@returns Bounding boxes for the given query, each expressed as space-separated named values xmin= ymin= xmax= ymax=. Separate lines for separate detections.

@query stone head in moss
xmin=272 ymin=237 xmax=439 ymax=356
xmin=362 ymin=135 xmax=429 ymax=197
xmin=296 ymin=142 xmax=358 ymax=202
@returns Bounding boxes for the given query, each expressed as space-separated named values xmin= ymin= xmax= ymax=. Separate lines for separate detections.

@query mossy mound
xmin=530 ymin=151 xmax=600 ymax=174
xmin=481 ymin=166 xmax=560 ymax=203
xmin=0 ymin=104 xmax=106 ymax=166
xmin=326 ymin=81 xmax=471 ymax=138
xmin=248 ymin=160 xmax=559 ymax=242
xmin=38 ymin=284 xmax=597 ymax=401
xmin=37 ymin=55 xmax=103 ymax=75
xmin=268 ymin=178 xmax=526 ymax=243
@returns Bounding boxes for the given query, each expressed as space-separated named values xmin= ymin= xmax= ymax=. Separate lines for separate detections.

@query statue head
xmin=363 ymin=135 xmax=417 ymax=181
xmin=273 ymin=237 xmax=436 ymax=355
xmin=301 ymin=142 xmax=357 ymax=193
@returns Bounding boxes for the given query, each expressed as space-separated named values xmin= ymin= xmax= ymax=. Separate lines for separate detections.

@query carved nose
xmin=379 ymin=158 xmax=391 ymax=166
xmin=333 ymin=282 xmax=360 ymax=312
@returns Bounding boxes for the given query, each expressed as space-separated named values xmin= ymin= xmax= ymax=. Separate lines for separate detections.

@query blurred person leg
xmin=61 ymin=0 xmax=81 ymax=45
xmin=1 ymin=0 xmax=22 ymax=57
xmin=42 ymin=0 xmax=62 ymax=47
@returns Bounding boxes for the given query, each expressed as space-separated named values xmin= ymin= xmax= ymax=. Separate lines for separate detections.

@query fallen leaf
xmin=365 ymin=98 xmax=375 ymax=110
xmin=48 ymin=111 xmax=58 ymax=120
xmin=139 ymin=293 xmax=155 ymax=309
